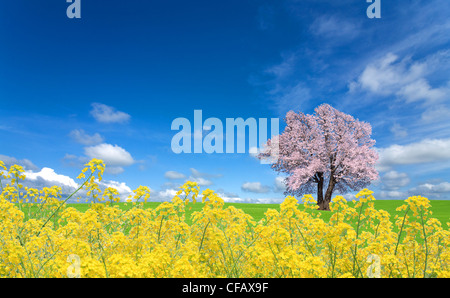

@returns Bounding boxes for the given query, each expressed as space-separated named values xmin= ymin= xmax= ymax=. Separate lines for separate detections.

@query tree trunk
xmin=316 ymin=172 xmax=324 ymax=207
xmin=319 ymin=176 xmax=335 ymax=211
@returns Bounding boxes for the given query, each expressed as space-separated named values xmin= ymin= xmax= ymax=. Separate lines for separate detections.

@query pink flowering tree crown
xmin=259 ymin=103 xmax=379 ymax=210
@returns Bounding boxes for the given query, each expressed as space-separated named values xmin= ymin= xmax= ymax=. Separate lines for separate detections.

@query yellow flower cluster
xmin=0 ymin=160 xmax=449 ymax=278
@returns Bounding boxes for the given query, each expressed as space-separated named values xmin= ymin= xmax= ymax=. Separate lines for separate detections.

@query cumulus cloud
xmin=90 ymin=103 xmax=131 ymax=124
xmin=24 ymin=167 xmax=78 ymax=192
xmin=84 ymin=143 xmax=135 ymax=174
xmin=1 ymin=156 xmax=76 ymax=195
xmin=0 ymin=154 xmax=39 ymax=171
xmin=162 ymin=168 xmax=221 ymax=187
xmin=151 ymin=188 xmax=178 ymax=202
xmin=23 ymin=167 xmax=137 ymax=202
xmin=84 ymin=143 xmax=134 ymax=166
xmin=186 ymin=168 xmax=222 ymax=186
xmin=164 ymin=171 xmax=186 ymax=180
xmin=241 ymin=182 xmax=271 ymax=194
xmin=214 ymin=189 xmax=243 ymax=203
xmin=98 ymin=180 xmax=134 ymax=201
xmin=381 ymin=171 xmax=410 ymax=191
xmin=341 ymin=193 xmax=357 ymax=202
xmin=218 ymin=195 xmax=245 ymax=203
xmin=379 ymin=190 xmax=408 ymax=200
xmin=377 ymin=138 xmax=450 ymax=171
xmin=413 ymin=182 xmax=450 ymax=193
xmin=1 ymin=155 xmax=138 ymax=202
xmin=189 ymin=168 xmax=222 ymax=179
xmin=409 ymin=182 xmax=450 ymax=199
xmin=69 ymin=129 xmax=104 ymax=146
xmin=253 ymin=197 xmax=285 ymax=204
xmin=190 ymin=177 xmax=213 ymax=187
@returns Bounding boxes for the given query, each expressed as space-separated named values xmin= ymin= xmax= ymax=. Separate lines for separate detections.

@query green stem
xmin=394 ymin=205 xmax=410 ymax=256
xmin=16 ymin=232 xmax=37 ymax=277
xmin=420 ymin=209 xmax=428 ymax=278
xmin=294 ymin=222 xmax=315 ymax=257
xmin=198 ymin=220 xmax=210 ymax=252
xmin=402 ymin=248 xmax=411 ymax=278
xmin=37 ymin=173 xmax=93 ymax=236
xmin=388 ymin=204 xmax=411 ymax=278
xmin=374 ymin=221 xmax=381 ymax=239
xmin=328 ymin=244 xmax=337 ymax=278
xmin=268 ymin=241 xmax=283 ymax=278
xmin=352 ymin=201 xmax=364 ymax=276
xmin=157 ymin=215 xmax=165 ymax=243
xmin=218 ymin=243 xmax=231 ymax=277
xmin=14 ymin=173 xmax=23 ymax=211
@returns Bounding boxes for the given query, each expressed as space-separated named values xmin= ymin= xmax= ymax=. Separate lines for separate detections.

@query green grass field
xmin=64 ymin=199 xmax=450 ymax=228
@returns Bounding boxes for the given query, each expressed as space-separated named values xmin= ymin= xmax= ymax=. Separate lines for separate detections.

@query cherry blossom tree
xmin=259 ymin=104 xmax=379 ymax=210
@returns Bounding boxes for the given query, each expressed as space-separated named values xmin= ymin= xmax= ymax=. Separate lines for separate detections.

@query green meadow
xmin=63 ymin=199 xmax=450 ymax=228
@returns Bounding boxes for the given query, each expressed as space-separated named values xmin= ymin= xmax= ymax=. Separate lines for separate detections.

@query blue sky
xmin=1 ymin=0 xmax=450 ymax=202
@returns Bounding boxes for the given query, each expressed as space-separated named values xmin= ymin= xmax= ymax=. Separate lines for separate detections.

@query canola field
xmin=0 ymin=159 xmax=449 ymax=278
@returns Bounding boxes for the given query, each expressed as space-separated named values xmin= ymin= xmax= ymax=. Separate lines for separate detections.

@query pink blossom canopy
xmin=259 ymin=104 xmax=379 ymax=197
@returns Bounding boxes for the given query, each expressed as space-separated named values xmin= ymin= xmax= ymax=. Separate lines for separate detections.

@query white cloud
xmin=241 ymin=182 xmax=271 ymax=194
xmin=381 ymin=171 xmax=410 ymax=191
xmin=274 ymin=176 xmax=286 ymax=193
xmin=98 ymin=180 xmax=134 ymax=201
xmin=398 ymin=79 xmax=446 ymax=103
xmin=90 ymin=103 xmax=131 ymax=124
xmin=377 ymin=138 xmax=450 ymax=171
xmin=0 ymin=154 xmax=39 ymax=171
xmin=189 ymin=177 xmax=213 ymax=187
xmin=185 ymin=168 xmax=222 ymax=186
xmin=164 ymin=171 xmax=186 ymax=180
xmin=84 ymin=143 xmax=135 ymax=174
xmin=153 ymin=188 xmax=178 ymax=202
xmin=379 ymin=190 xmax=408 ymax=199
xmin=3 ymin=156 xmax=138 ymax=202
xmin=253 ymin=197 xmax=285 ymax=204
xmin=1 ymin=156 xmax=78 ymax=196
xmin=421 ymin=105 xmax=450 ymax=123
xmin=216 ymin=191 xmax=245 ymax=203
xmin=353 ymin=53 xmax=449 ymax=104
xmin=409 ymin=182 xmax=450 ymax=199
xmin=25 ymin=167 xmax=78 ymax=189
xmin=390 ymin=123 xmax=408 ymax=138
xmin=341 ymin=193 xmax=357 ymax=202
xmin=104 ymin=166 xmax=125 ymax=175
xmin=413 ymin=182 xmax=450 ymax=193
xmin=69 ymin=129 xmax=104 ymax=146
xmin=356 ymin=53 xmax=420 ymax=93
xmin=189 ymin=168 xmax=222 ymax=179
xmin=84 ymin=143 xmax=134 ymax=166
xmin=22 ymin=168 xmax=79 ymax=198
